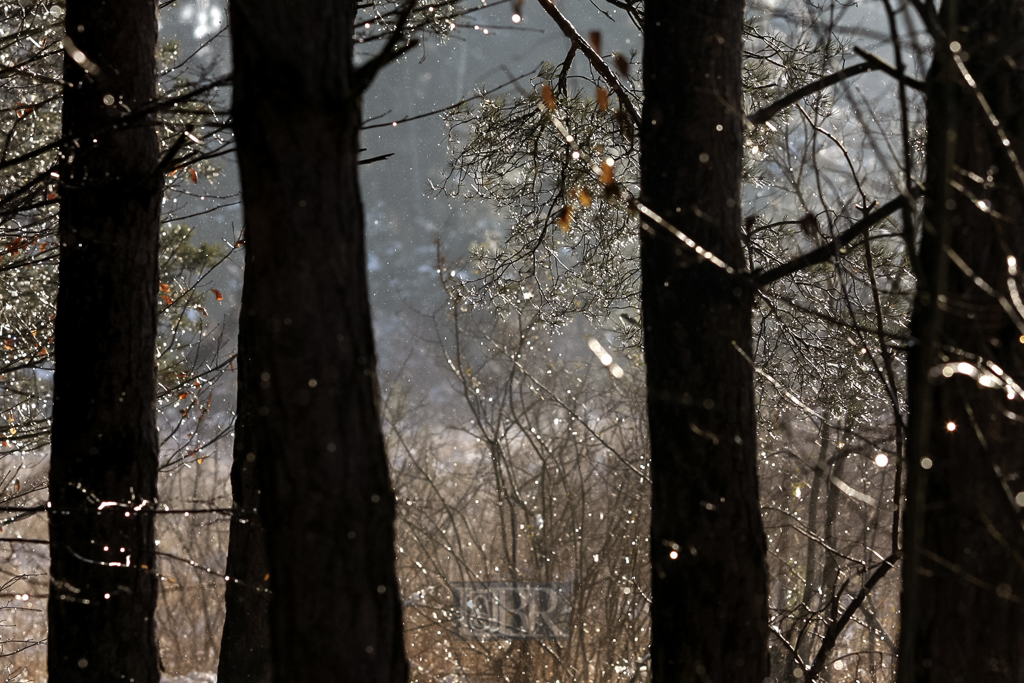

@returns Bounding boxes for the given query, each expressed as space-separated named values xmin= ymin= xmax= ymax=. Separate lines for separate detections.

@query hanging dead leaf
xmin=46 ymin=192 xmax=57 ymax=201
xmin=576 ymin=187 xmax=592 ymax=207
xmin=160 ymin=294 xmax=173 ymax=306
xmin=178 ymin=391 xmax=188 ymax=400
xmin=613 ymin=52 xmax=630 ymax=77
xmin=542 ymin=83 xmax=557 ymax=110
xmin=189 ymin=168 xmax=198 ymax=184
xmin=799 ymin=213 xmax=818 ymax=237
xmin=615 ymin=108 xmax=634 ymax=144
xmin=159 ymin=282 xmax=170 ymax=293
xmin=596 ymin=87 xmax=609 ymax=111
xmin=557 ymin=206 xmax=573 ymax=232
xmin=600 ymin=158 xmax=615 ymax=186
xmin=589 ymin=31 xmax=602 ymax=55
xmin=622 ymin=121 xmax=634 ymax=145
xmin=212 ymin=288 xmax=223 ymax=301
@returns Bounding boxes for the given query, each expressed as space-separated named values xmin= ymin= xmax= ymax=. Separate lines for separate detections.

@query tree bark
xmin=226 ymin=1 xmax=408 ymax=681
xmin=900 ymin=1 xmax=1024 ymax=681
xmin=48 ymin=1 xmax=161 ymax=681
xmin=640 ymin=2 xmax=769 ymax=682
xmin=217 ymin=294 xmax=272 ymax=683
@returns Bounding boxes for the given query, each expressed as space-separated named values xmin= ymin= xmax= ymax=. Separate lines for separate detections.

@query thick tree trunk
xmin=48 ymin=1 xmax=161 ymax=681
xmin=640 ymin=2 xmax=769 ymax=682
xmin=217 ymin=295 xmax=272 ymax=683
xmin=226 ymin=1 xmax=408 ymax=681
xmin=900 ymin=1 xmax=1024 ymax=681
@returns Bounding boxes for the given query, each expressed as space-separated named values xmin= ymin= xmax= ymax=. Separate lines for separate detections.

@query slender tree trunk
xmin=800 ymin=422 xmax=831 ymax=614
xmin=640 ymin=2 xmax=769 ymax=682
xmin=900 ymin=1 xmax=1024 ymax=681
xmin=820 ymin=451 xmax=846 ymax=603
xmin=787 ymin=423 xmax=830 ymax=677
xmin=226 ymin=1 xmax=408 ymax=681
xmin=48 ymin=1 xmax=161 ymax=680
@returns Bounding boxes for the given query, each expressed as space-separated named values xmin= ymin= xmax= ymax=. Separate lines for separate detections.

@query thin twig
xmin=362 ymin=70 xmax=533 ymax=130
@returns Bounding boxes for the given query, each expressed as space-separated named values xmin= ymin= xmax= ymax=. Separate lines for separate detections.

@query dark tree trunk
xmin=900 ymin=1 xmax=1024 ymax=681
xmin=48 ymin=1 xmax=161 ymax=681
xmin=640 ymin=2 xmax=769 ymax=682
xmin=217 ymin=293 xmax=272 ymax=683
xmin=226 ymin=1 xmax=408 ymax=681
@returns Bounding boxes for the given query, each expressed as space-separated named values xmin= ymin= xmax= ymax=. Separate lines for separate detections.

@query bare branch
xmin=749 ymin=61 xmax=872 ymax=125
xmin=533 ymin=0 xmax=641 ymax=126
xmin=852 ymin=47 xmax=926 ymax=92
xmin=354 ymin=0 xmax=420 ymax=94
xmin=753 ymin=189 xmax=920 ymax=288
xmin=358 ymin=152 xmax=395 ymax=165
xmin=770 ymin=623 xmax=808 ymax=671
xmin=747 ymin=54 xmax=924 ymax=126
xmin=807 ymin=554 xmax=899 ymax=681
